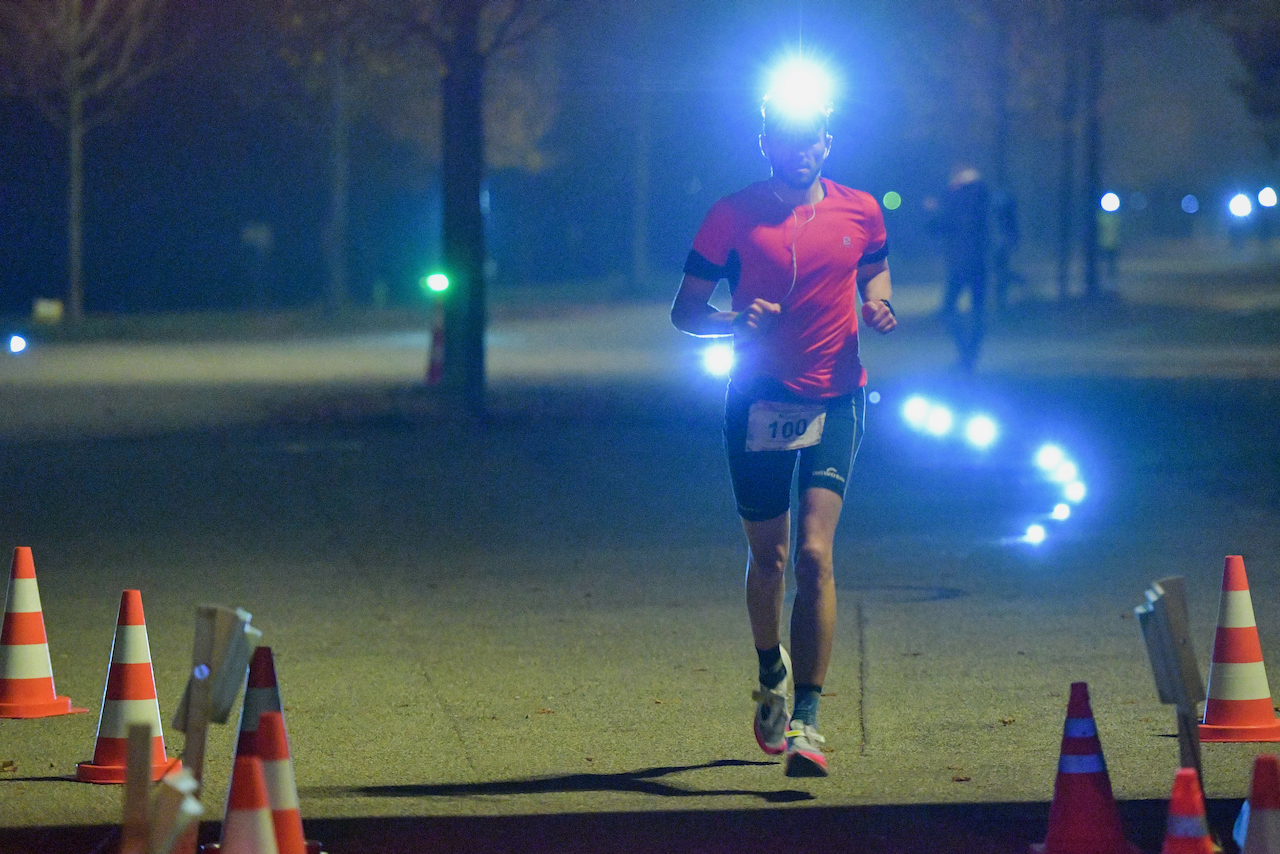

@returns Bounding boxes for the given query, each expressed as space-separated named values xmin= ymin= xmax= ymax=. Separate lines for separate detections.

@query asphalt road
xmin=3 ymin=247 xmax=1280 ymax=852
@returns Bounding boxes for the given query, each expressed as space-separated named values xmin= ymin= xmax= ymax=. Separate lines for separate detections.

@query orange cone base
xmin=75 ymin=755 xmax=180 ymax=785
xmin=1199 ymin=717 xmax=1280 ymax=742
xmin=0 ymin=695 xmax=87 ymax=719
xmin=202 ymin=843 xmax=323 ymax=854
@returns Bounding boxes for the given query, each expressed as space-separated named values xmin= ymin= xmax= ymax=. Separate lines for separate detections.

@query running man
xmin=671 ymin=88 xmax=896 ymax=777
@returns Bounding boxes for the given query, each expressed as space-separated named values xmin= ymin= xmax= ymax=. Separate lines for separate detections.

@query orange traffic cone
xmin=255 ymin=711 xmax=310 ymax=854
xmin=235 ymin=646 xmax=283 ymax=757
xmin=1030 ymin=682 xmax=1140 ymax=854
xmin=219 ymin=755 xmax=280 ymax=854
xmin=1162 ymin=768 xmax=1214 ymax=853
xmin=1200 ymin=556 xmax=1280 ymax=742
xmin=1245 ymin=754 xmax=1280 ymax=853
xmin=76 ymin=590 xmax=181 ymax=783
xmin=0 ymin=547 xmax=86 ymax=718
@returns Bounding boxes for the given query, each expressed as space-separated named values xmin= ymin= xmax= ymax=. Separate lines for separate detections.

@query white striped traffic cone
xmin=1030 ymin=682 xmax=1140 ymax=854
xmin=0 ymin=547 xmax=85 ymax=718
xmin=76 ymin=589 xmax=181 ymax=783
xmin=1200 ymin=555 xmax=1280 ymax=742
xmin=219 ymin=755 xmax=281 ymax=854
xmin=1162 ymin=767 xmax=1214 ymax=854
xmin=1246 ymin=753 xmax=1280 ymax=853
xmin=255 ymin=711 xmax=309 ymax=854
xmin=235 ymin=646 xmax=283 ymax=757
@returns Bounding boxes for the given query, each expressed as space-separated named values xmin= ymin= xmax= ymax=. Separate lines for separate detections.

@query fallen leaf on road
xmin=1 ymin=760 xmax=16 ymax=773
xmin=999 ymin=717 xmax=1015 ymax=726
xmin=536 ymin=708 xmax=554 ymax=715
xmin=951 ymin=775 xmax=972 ymax=783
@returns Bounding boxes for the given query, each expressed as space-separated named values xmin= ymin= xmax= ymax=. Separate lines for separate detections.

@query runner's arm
xmin=671 ymin=273 xmax=736 ymax=337
xmin=857 ymin=260 xmax=896 ymax=333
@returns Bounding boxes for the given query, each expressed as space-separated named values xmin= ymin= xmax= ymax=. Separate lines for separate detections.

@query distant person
xmin=925 ymin=164 xmax=990 ymax=372
xmin=671 ymin=84 xmax=896 ymax=777
xmin=1097 ymin=206 xmax=1120 ymax=284
xmin=991 ymin=187 xmax=1021 ymax=310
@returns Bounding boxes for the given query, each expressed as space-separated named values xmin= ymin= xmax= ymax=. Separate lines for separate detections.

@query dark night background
xmin=0 ymin=1 xmax=1273 ymax=316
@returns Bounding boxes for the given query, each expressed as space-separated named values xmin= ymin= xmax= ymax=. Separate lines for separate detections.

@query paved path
xmin=2 ymin=254 xmax=1280 ymax=851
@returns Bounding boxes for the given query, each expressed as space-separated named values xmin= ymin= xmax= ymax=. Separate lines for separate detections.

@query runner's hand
xmin=861 ymin=299 xmax=897 ymax=334
xmin=733 ymin=299 xmax=782 ymax=338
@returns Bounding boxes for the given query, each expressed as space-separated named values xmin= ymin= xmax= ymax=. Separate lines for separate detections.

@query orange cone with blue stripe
xmin=1030 ymin=682 xmax=1140 ymax=854
xmin=1200 ymin=556 xmax=1280 ymax=741
xmin=219 ymin=755 xmax=280 ymax=854
xmin=235 ymin=646 xmax=283 ymax=758
xmin=1245 ymin=754 xmax=1280 ymax=854
xmin=76 ymin=590 xmax=180 ymax=783
xmin=1162 ymin=768 xmax=1214 ymax=853
xmin=0 ymin=548 xmax=86 ymax=718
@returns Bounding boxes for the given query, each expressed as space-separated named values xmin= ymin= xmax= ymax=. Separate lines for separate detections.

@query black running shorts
xmin=723 ymin=380 xmax=866 ymax=522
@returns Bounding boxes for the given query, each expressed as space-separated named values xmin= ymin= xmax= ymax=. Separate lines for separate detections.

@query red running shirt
xmin=689 ymin=178 xmax=887 ymax=398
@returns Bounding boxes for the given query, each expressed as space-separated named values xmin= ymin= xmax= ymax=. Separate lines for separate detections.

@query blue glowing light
xmin=1100 ymin=193 xmax=1120 ymax=212
xmin=8 ymin=335 xmax=26 ymax=354
xmin=1260 ymin=187 xmax=1277 ymax=208
xmin=703 ymin=343 xmax=734 ymax=376
xmin=925 ymin=405 xmax=954 ymax=437
xmin=1230 ymin=194 xmax=1253 ymax=218
xmin=1182 ymin=195 xmax=1199 ymax=214
xmin=1051 ymin=503 xmax=1071 ymax=521
xmin=903 ymin=396 xmax=930 ymax=430
xmin=963 ymin=415 xmax=999 ymax=449
xmin=1064 ymin=481 xmax=1087 ymax=503
xmin=1035 ymin=445 xmax=1065 ymax=472
xmin=1024 ymin=524 xmax=1047 ymax=545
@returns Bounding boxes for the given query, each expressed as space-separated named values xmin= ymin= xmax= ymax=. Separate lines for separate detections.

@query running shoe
xmin=751 ymin=646 xmax=792 ymax=755
xmin=784 ymin=723 xmax=828 ymax=777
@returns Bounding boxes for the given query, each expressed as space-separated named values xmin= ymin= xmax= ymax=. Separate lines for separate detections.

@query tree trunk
xmin=439 ymin=0 xmax=487 ymax=415
xmin=66 ymin=0 xmax=85 ymax=321
xmin=1055 ymin=3 xmax=1080 ymax=304
xmin=1082 ymin=0 xmax=1103 ymax=301
xmin=325 ymin=34 xmax=350 ymax=311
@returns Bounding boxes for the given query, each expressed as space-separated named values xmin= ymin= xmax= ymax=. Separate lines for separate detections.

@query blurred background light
xmin=1182 ymin=195 xmax=1200 ymax=214
xmin=1024 ymin=524 xmax=1046 ymax=545
xmin=703 ymin=343 xmax=734 ymax=375
xmin=903 ymin=396 xmax=930 ymax=430
xmin=868 ymin=391 xmax=881 ymax=404
xmin=8 ymin=335 xmax=26 ymax=354
xmin=963 ymin=414 xmax=998 ymax=449
xmin=925 ymin=405 xmax=954 ymax=437
xmin=1051 ymin=460 xmax=1079 ymax=483
xmin=1064 ymin=481 xmax=1087 ymax=503
xmin=882 ymin=191 xmax=902 ymax=210
xmin=1100 ymin=192 xmax=1120 ymax=212
xmin=1260 ymin=187 xmax=1278 ymax=208
xmin=422 ymin=272 xmax=449 ymax=293
xmin=1035 ymin=444 xmax=1065 ymax=472
xmin=1230 ymin=193 xmax=1253 ymax=217
xmin=1051 ymin=503 xmax=1071 ymax=520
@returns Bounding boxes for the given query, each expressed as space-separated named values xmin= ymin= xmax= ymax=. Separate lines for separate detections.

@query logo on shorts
xmin=814 ymin=467 xmax=845 ymax=484
xmin=842 ymin=236 xmax=851 ymax=246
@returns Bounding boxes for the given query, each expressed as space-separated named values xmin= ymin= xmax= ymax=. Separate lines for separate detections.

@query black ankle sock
xmin=756 ymin=645 xmax=785 ymax=688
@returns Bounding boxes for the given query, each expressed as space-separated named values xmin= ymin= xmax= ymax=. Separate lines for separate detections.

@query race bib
xmin=745 ymin=400 xmax=826 ymax=452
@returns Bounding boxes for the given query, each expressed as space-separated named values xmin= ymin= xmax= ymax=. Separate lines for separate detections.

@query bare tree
xmin=404 ymin=0 xmax=562 ymax=415
xmin=0 ymin=0 xmax=174 ymax=320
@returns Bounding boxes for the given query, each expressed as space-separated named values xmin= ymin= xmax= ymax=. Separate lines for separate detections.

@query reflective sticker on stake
xmin=746 ymin=400 xmax=826 ymax=452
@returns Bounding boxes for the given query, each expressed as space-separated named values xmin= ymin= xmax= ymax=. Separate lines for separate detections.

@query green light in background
xmin=882 ymin=191 xmax=902 ymax=211
xmin=421 ymin=272 xmax=449 ymax=294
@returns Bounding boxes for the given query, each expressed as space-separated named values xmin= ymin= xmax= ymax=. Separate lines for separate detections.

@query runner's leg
xmin=743 ymin=512 xmax=790 ymax=650
xmin=790 ymin=487 xmax=843 ymax=688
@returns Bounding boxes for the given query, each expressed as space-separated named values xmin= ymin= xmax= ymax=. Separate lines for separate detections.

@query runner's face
xmin=761 ymin=128 xmax=830 ymax=190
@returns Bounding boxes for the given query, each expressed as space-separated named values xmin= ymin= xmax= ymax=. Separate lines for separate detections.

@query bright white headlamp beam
xmin=765 ymin=59 xmax=833 ymax=121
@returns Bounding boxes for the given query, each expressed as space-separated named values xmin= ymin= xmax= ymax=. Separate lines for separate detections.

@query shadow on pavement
xmin=0 ymin=798 xmax=1248 ymax=853
xmin=313 ymin=759 xmax=810 ymax=804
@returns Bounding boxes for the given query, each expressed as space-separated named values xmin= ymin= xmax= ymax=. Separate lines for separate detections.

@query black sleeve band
xmin=858 ymin=241 xmax=889 ymax=266
xmin=684 ymin=249 xmax=726 ymax=282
